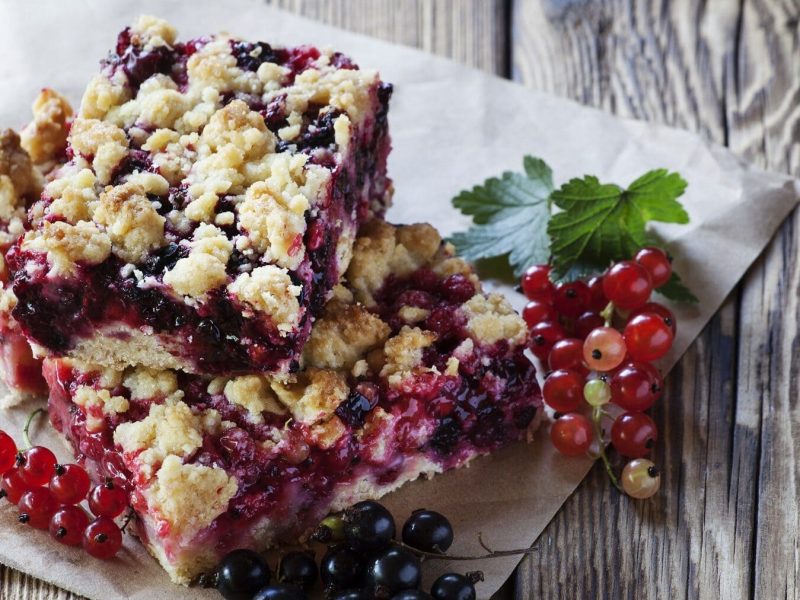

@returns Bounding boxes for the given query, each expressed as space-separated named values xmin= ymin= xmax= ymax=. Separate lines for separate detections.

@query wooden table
xmin=2 ymin=1 xmax=798 ymax=598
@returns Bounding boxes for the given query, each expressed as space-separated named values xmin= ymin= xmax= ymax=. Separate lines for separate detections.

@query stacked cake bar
xmin=2 ymin=16 xmax=542 ymax=584
xmin=8 ymin=15 xmax=392 ymax=375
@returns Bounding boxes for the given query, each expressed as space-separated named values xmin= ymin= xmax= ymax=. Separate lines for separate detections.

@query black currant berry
xmin=321 ymin=546 xmax=364 ymax=589
xmin=401 ymin=510 xmax=454 ymax=553
xmin=331 ymin=591 xmax=369 ymax=600
xmin=364 ymin=547 xmax=422 ymax=596
xmin=430 ymin=573 xmax=476 ymax=600
xmin=277 ymin=551 xmax=318 ymax=590
xmin=344 ymin=501 xmax=396 ymax=550
xmin=252 ymin=583 xmax=308 ymax=600
xmin=393 ymin=590 xmax=434 ymax=599
xmin=216 ymin=549 xmax=271 ymax=600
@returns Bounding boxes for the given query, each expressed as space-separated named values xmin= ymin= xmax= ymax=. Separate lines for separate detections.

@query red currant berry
xmin=548 ymin=338 xmax=588 ymax=375
xmin=522 ymin=300 xmax=557 ymax=328
xmin=602 ymin=261 xmax=653 ymax=310
xmin=89 ymin=480 xmax=127 ymax=518
xmin=521 ymin=265 xmax=554 ymax=302
xmin=18 ymin=487 xmax=58 ymax=529
xmin=587 ymin=275 xmax=608 ymax=312
xmin=550 ymin=413 xmax=593 ymax=457
xmin=18 ymin=446 xmax=57 ymax=487
xmin=610 ymin=362 xmax=662 ymax=412
xmin=611 ymin=412 xmax=658 ymax=458
xmin=0 ymin=431 xmax=17 ymax=475
xmin=624 ymin=313 xmax=674 ymax=362
xmin=629 ymin=302 xmax=676 ymax=336
xmin=528 ymin=321 xmax=566 ymax=361
xmin=83 ymin=516 xmax=123 ymax=559
xmin=638 ymin=361 xmax=665 ymax=396
xmin=50 ymin=506 xmax=90 ymax=547
xmin=574 ymin=311 xmax=604 ymax=339
xmin=552 ymin=281 xmax=590 ymax=318
xmin=50 ymin=464 xmax=91 ymax=505
xmin=583 ymin=327 xmax=627 ymax=372
xmin=1 ymin=468 xmax=31 ymax=505
xmin=634 ymin=247 xmax=672 ymax=288
xmin=543 ymin=369 xmax=586 ymax=413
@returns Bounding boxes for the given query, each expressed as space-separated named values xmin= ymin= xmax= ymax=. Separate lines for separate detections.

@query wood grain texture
xmin=511 ymin=0 xmax=800 ymax=598
xmin=3 ymin=1 xmax=797 ymax=599
xmin=266 ymin=0 xmax=510 ymax=75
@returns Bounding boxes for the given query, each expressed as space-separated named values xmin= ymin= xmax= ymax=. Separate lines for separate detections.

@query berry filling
xmin=41 ymin=235 xmax=541 ymax=583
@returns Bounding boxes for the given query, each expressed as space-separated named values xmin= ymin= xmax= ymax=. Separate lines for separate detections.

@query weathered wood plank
xmin=511 ymin=0 xmax=799 ymax=598
xmin=0 ymin=568 xmax=79 ymax=600
xmin=0 ymin=2 xmax=511 ymax=598
xmin=266 ymin=0 xmax=510 ymax=75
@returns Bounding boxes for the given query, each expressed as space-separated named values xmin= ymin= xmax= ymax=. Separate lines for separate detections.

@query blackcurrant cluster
xmin=521 ymin=247 xmax=675 ymax=499
xmin=0 ymin=426 xmax=126 ymax=558
xmin=214 ymin=502 xmax=480 ymax=600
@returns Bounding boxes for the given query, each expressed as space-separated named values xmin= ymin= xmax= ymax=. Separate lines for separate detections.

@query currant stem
xmin=392 ymin=538 xmax=537 ymax=562
xmin=591 ymin=406 xmax=622 ymax=492
xmin=120 ymin=509 xmax=136 ymax=533
xmin=600 ymin=301 xmax=615 ymax=327
xmin=22 ymin=408 xmax=45 ymax=450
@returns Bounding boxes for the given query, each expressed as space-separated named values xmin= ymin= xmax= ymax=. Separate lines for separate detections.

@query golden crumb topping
xmin=271 ymin=368 xmax=348 ymax=425
xmin=113 ymin=400 xmax=222 ymax=475
xmin=68 ymin=118 xmax=129 ymax=185
xmin=0 ymin=129 xmax=42 ymax=202
xmin=162 ymin=225 xmax=232 ymax=299
xmin=227 ymin=265 xmax=302 ymax=334
xmin=398 ymin=306 xmax=430 ymax=325
xmin=381 ymin=326 xmax=437 ymax=386
xmin=123 ymin=366 xmax=180 ymax=400
xmin=93 ymin=182 xmax=166 ymax=263
xmin=147 ymin=455 xmax=237 ymax=540
xmin=304 ymin=301 xmax=391 ymax=370
xmin=73 ymin=386 xmax=130 ymax=433
xmin=347 ymin=221 xmax=442 ymax=306
xmin=463 ymin=293 xmax=527 ymax=345
xmin=0 ymin=176 xmax=26 ymax=248
xmin=80 ymin=73 xmax=132 ymax=121
xmin=44 ymin=166 xmax=96 ymax=223
xmin=20 ymin=89 xmax=73 ymax=165
xmin=131 ymin=15 xmax=178 ymax=49
xmin=223 ymin=375 xmax=287 ymax=422
xmin=22 ymin=220 xmax=111 ymax=275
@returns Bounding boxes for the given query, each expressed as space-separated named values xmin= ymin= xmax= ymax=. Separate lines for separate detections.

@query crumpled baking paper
xmin=0 ymin=0 xmax=797 ymax=598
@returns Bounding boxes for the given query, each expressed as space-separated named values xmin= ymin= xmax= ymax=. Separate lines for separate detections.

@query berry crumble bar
xmin=0 ymin=90 xmax=73 ymax=404
xmin=8 ymin=16 xmax=393 ymax=376
xmin=45 ymin=221 xmax=542 ymax=583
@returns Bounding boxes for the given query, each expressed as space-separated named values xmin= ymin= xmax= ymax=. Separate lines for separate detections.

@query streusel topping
xmin=20 ymin=89 xmax=73 ymax=165
xmin=19 ymin=15 xmax=387 ymax=341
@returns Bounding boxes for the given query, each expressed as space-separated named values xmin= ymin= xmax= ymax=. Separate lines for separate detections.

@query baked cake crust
xmin=45 ymin=221 xmax=542 ymax=584
xmin=9 ymin=16 xmax=393 ymax=377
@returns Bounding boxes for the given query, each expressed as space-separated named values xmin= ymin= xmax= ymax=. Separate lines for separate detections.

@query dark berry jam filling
xmin=44 ymin=300 xmax=539 ymax=556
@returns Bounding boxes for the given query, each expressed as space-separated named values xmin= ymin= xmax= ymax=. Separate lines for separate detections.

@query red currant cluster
xmin=0 ymin=427 xmax=126 ymax=559
xmin=521 ymin=247 xmax=675 ymax=499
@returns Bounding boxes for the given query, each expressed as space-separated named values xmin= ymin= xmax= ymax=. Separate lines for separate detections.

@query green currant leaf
xmin=449 ymin=156 xmax=552 ymax=276
xmin=548 ymin=170 xmax=689 ymax=280
xmin=656 ymin=271 xmax=698 ymax=303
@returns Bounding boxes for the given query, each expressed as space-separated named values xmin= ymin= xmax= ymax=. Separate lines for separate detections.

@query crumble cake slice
xmin=0 ymin=89 xmax=73 ymax=404
xmin=8 ymin=15 xmax=393 ymax=377
xmin=44 ymin=221 xmax=542 ymax=584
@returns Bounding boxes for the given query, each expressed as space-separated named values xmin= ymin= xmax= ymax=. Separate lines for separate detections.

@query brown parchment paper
xmin=0 ymin=1 xmax=798 ymax=598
